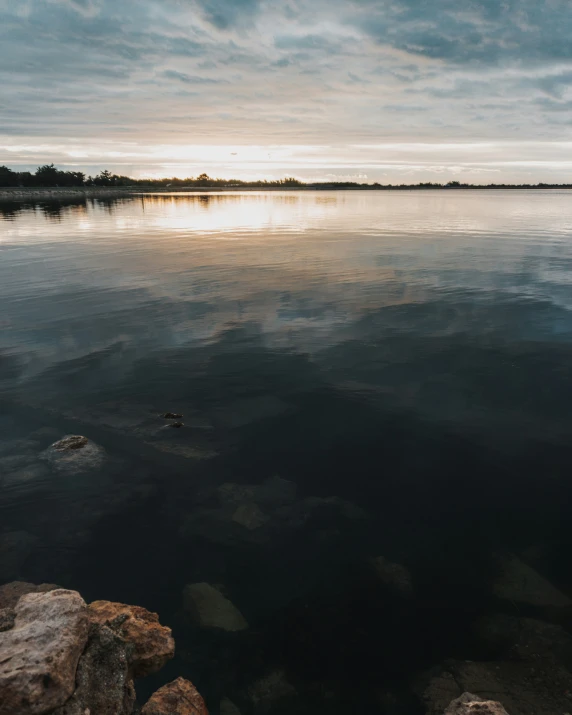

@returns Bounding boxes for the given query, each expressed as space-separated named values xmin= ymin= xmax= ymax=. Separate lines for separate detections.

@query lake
xmin=2 ymin=190 xmax=572 ymax=714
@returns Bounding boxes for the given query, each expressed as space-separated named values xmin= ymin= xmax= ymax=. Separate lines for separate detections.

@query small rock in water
xmin=162 ymin=412 xmax=184 ymax=419
xmin=41 ymin=435 xmax=106 ymax=474
xmin=141 ymin=677 xmax=208 ymax=715
xmin=184 ymin=582 xmax=248 ymax=632
xmin=52 ymin=435 xmax=89 ymax=451
xmin=248 ymin=669 xmax=297 ymax=707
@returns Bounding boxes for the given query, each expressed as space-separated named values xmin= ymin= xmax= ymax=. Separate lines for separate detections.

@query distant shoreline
xmin=1 ymin=185 xmax=572 ymax=202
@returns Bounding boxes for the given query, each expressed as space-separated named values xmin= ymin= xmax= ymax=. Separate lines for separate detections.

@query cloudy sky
xmin=1 ymin=0 xmax=572 ymax=183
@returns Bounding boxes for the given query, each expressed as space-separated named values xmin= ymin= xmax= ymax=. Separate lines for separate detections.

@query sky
xmin=1 ymin=0 xmax=572 ymax=183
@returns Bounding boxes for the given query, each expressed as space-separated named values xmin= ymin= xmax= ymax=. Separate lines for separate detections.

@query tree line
xmin=0 ymin=165 xmax=303 ymax=188
xmin=1 ymin=165 xmax=571 ymax=190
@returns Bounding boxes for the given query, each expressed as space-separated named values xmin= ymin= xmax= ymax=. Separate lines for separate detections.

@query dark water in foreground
xmin=2 ymin=191 xmax=572 ymax=714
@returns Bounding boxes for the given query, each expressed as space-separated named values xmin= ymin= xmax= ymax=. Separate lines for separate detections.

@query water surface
xmin=2 ymin=191 xmax=572 ymax=713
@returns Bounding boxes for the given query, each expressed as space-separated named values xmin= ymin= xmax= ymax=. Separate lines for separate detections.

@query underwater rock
xmin=183 ymin=583 xmax=248 ymax=632
xmin=40 ymin=434 xmax=106 ymax=474
xmin=248 ymin=669 xmax=297 ymax=710
xmin=162 ymin=413 xmax=184 ymax=419
xmin=493 ymin=553 xmax=572 ymax=608
xmin=445 ymin=693 xmax=509 ymax=714
xmin=88 ymin=600 xmax=175 ymax=677
xmin=0 ymin=581 xmax=59 ymax=609
xmin=52 ymin=622 xmax=135 ymax=715
xmin=420 ymin=657 xmax=572 ymax=715
xmin=231 ymin=503 xmax=269 ymax=530
xmin=0 ymin=589 xmax=89 ymax=715
xmin=141 ymin=677 xmax=208 ymax=715
xmin=220 ymin=698 xmax=242 ymax=715
xmin=217 ymin=476 xmax=296 ymax=509
xmin=371 ymin=556 xmax=413 ymax=596
xmin=0 ymin=531 xmax=38 ymax=582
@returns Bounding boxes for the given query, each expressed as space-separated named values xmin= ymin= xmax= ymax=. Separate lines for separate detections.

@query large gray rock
xmin=40 ymin=434 xmax=106 ymax=474
xmin=0 ymin=589 xmax=89 ymax=715
xmin=445 ymin=693 xmax=509 ymax=714
xmin=52 ymin=623 xmax=135 ymax=715
xmin=184 ymin=583 xmax=248 ymax=632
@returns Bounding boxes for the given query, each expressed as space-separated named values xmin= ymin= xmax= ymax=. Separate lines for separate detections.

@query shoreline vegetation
xmin=1 ymin=164 xmax=571 ymax=200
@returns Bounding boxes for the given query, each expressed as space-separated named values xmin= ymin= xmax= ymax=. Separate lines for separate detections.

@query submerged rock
xmin=445 ymin=693 xmax=509 ymax=714
xmin=371 ymin=556 xmax=413 ymax=596
xmin=493 ymin=553 xmax=572 ymax=607
xmin=41 ymin=434 xmax=106 ymax=474
xmin=231 ymin=503 xmax=269 ymax=530
xmin=184 ymin=583 xmax=248 ymax=632
xmin=220 ymin=698 xmax=242 ymax=715
xmin=88 ymin=600 xmax=175 ymax=677
xmin=0 ymin=532 xmax=38 ymax=582
xmin=162 ymin=413 xmax=184 ymax=420
xmin=248 ymin=669 xmax=297 ymax=709
xmin=52 ymin=622 xmax=135 ymax=715
xmin=141 ymin=677 xmax=208 ymax=714
xmin=0 ymin=581 xmax=59 ymax=609
xmin=420 ymin=657 xmax=572 ymax=715
xmin=0 ymin=589 xmax=89 ymax=715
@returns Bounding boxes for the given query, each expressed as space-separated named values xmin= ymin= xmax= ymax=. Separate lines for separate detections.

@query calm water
xmin=2 ymin=191 xmax=572 ymax=713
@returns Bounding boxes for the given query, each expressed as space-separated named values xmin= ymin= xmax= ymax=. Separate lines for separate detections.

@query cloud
xmin=1 ymin=0 xmax=572 ymax=181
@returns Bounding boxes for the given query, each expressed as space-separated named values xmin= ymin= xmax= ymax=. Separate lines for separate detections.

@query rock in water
xmin=52 ymin=623 xmax=135 ymax=715
xmin=371 ymin=556 xmax=413 ymax=596
xmin=0 ymin=589 xmax=89 ymax=715
xmin=142 ymin=677 xmax=208 ymax=714
xmin=41 ymin=434 xmax=106 ymax=474
xmin=220 ymin=698 xmax=242 ymax=715
xmin=0 ymin=581 xmax=59 ymax=609
xmin=445 ymin=692 xmax=510 ymax=714
xmin=493 ymin=553 xmax=572 ymax=607
xmin=88 ymin=601 xmax=175 ymax=677
xmin=183 ymin=583 xmax=248 ymax=631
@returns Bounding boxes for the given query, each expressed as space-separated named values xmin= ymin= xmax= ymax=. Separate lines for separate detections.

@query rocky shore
xmin=0 ymin=581 xmax=516 ymax=715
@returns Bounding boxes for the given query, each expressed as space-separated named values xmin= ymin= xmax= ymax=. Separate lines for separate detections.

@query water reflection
xmin=2 ymin=191 xmax=572 ymax=714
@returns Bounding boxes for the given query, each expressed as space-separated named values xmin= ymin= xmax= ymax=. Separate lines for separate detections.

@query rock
xmin=0 ymin=589 xmax=89 ymax=715
xmin=0 ymin=608 xmax=15 ymax=632
xmin=52 ymin=623 xmax=135 ymax=715
xmin=88 ymin=600 xmax=175 ymax=677
xmin=231 ymin=503 xmax=269 ymax=530
xmin=371 ymin=556 xmax=413 ymax=596
xmin=41 ymin=434 xmax=106 ymax=474
xmin=445 ymin=693 xmax=509 ymax=714
xmin=184 ymin=583 xmax=248 ymax=632
xmin=0 ymin=531 xmax=38 ymax=582
xmin=162 ymin=413 xmax=184 ymax=419
xmin=217 ymin=477 xmax=296 ymax=509
xmin=142 ymin=677 xmax=208 ymax=714
xmin=0 ymin=581 xmax=59 ymax=609
xmin=248 ymin=669 xmax=296 ymax=708
xmin=421 ymin=659 xmax=572 ymax=715
xmin=220 ymin=698 xmax=242 ymax=715
xmin=493 ymin=553 xmax=572 ymax=607
xmin=170 ymin=422 xmax=185 ymax=429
